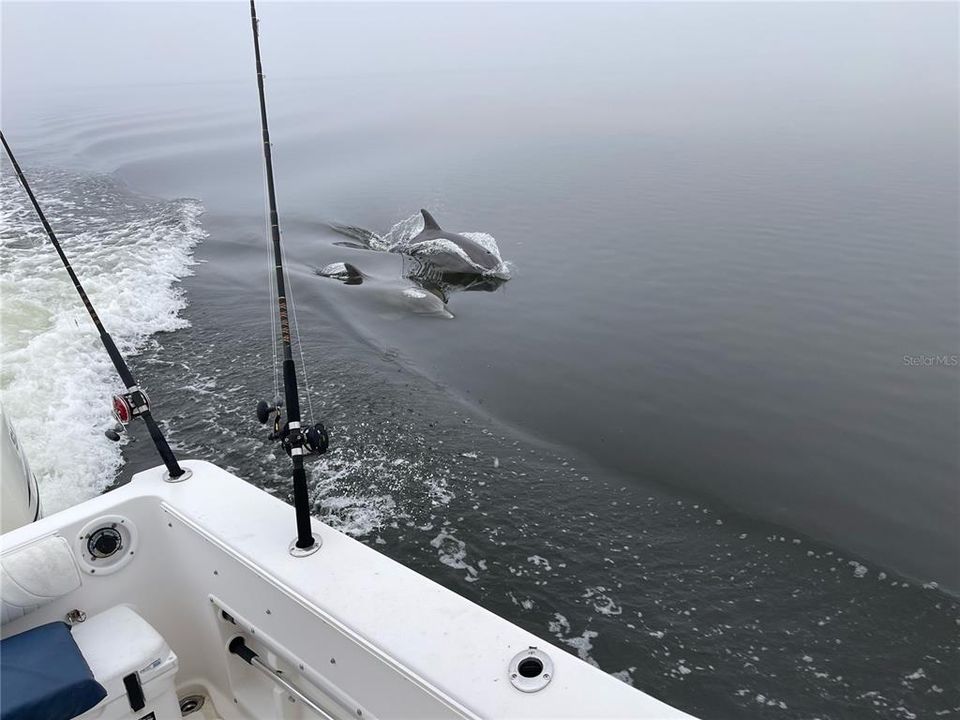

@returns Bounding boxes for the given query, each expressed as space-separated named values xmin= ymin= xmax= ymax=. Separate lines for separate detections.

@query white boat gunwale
xmin=1 ymin=460 xmax=697 ymax=719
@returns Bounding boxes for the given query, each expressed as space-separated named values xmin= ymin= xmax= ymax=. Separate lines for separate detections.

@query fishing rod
xmin=248 ymin=0 xmax=329 ymax=554
xmin=0 ymin=131 xmax=188 ymax=482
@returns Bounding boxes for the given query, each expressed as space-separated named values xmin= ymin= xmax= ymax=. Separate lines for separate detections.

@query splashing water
xmin=373 ymin=212 xmax=512 ymax=278
xmin=0 ymin=168 xmax=205 ymax=512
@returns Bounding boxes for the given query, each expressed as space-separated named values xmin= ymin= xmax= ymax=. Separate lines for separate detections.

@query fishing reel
xmin=104 ymin=388 xmax=150 ymax=442
xmin=256 ymin=399 xmax=329 ymax=457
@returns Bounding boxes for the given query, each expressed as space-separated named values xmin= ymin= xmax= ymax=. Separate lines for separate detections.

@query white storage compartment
xmin=72 ymin=605 xmax=180 ymax=720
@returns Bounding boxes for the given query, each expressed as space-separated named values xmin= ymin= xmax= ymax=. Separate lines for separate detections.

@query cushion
xmin=2 ymin=536 xmax=82 ymax=625
xmin=0 ymin=621 xmax=107 ymax=720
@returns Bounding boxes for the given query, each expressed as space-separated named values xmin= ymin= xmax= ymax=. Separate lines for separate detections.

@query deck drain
xmin=518 ymin=657 xmax=544 ymax=677
xmin=508 ymin=647 xmax=554 ymax=693
xmin=179 ymin=694 xmax=205 ymax=716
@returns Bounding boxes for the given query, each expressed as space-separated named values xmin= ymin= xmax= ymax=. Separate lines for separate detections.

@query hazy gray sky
xmin=1 ymin=0 xmax=956 ymax=149
xmin=4 ymin=2 xmax=659 ymax=91
xmin=4 ymin=2 xmax=956 ymax=91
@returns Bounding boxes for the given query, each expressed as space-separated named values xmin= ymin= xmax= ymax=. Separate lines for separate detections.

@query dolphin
xmin=404 ymin=209 xmax=501 ymax=275
xmin=316 ymin=262 xmax=453 ymax=319
xmin=319 ymin=261 xmax=364 ymax=285
xmin=328 ymin=210 xmax=506 ymax=277
xmin=321 ymin=210 xmax=508 ymax=312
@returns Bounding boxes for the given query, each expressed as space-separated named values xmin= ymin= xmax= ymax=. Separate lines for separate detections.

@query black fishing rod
xmin=0 ymin=131 xmax=187 ymax=481
xmin=248 ymin=0 xmax=328 ymax=553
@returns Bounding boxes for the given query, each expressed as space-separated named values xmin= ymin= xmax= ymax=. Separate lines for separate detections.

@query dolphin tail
xmin=420 ymin=209 xmax=441 ymax=231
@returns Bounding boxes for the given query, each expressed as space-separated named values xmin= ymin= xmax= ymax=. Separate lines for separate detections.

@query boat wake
xmin=0 ymin=167 xmax=205 ymax=512
xmin=307 ymin=439 xmax=456 ymax=538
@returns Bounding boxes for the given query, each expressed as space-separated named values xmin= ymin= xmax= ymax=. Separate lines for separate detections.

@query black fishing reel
xmin=256 ymin=399 xmax=329 ymax=457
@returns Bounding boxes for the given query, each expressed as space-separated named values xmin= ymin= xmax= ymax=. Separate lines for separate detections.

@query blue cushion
xmin=1 ymin=621 xmax=107 ymax=720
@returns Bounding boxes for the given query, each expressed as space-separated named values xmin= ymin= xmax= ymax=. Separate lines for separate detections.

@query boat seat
xmin=1 ymin=535 xmax=82 ymax=625
xmin=0 ymin=620 xmax=107 ymax=720
xmin=1 ymin=607 xmax=181 ymax=720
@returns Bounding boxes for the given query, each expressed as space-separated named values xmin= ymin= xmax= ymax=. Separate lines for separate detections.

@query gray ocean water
xmin=2 ymin=3 xmax=958 ymax=718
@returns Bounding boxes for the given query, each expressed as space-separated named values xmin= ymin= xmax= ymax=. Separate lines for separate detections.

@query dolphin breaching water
xmin=329 ymin=210 xmax=510 ymax=280
xmin=318 ymin=210 xmax=510 ymax=317
xmin=404 ymin=209 xmax=502 ymax=275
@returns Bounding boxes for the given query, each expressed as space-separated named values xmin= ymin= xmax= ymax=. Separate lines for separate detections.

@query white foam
xmin=317 ymin=492 xmax=397 ymax=537
xmin=848 ymin=561 xmax=868 ymax=578
xmin=430 ymin=527 xmax=479 ymax=580
xmin=308 ymin=454 xmax=400 ymax=536
xmin=320 ymin=262 xmax=349 ymax=276
xmin=582 ymin=586 xmax=623 ymax=616
xmin=377 ymin=212 xmax=424 ymax=250
xmin=527 ymin=554 xmax=552 ymax=571
xmin=547 ymin=612 xmax=600 ymax=667
xmin=610 ymin=668 xmax=636 ymax=686
xmin=307 ymin=445 xmax=455 ymax=536
xmin=0 ymin=170 xmax=205 ymax=513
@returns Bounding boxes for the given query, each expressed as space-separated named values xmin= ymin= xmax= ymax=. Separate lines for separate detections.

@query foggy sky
xmin=3 ymin=2 xmax=956 ymax=99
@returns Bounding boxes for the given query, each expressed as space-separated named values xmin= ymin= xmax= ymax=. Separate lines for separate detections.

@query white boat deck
xmin=1 ymin=460 xmax=697 ymax=719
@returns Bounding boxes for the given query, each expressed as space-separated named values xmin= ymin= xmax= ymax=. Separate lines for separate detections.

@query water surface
xmin=2 ymin=3 xmax=958 ymax=718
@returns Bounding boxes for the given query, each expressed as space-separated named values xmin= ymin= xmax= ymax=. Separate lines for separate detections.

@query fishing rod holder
xmin=256 ymin=400 xmax=329 ymax=458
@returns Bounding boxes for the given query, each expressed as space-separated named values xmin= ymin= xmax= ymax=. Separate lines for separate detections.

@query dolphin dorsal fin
xmin=420 ymin=209 xmax=441 ymax=231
